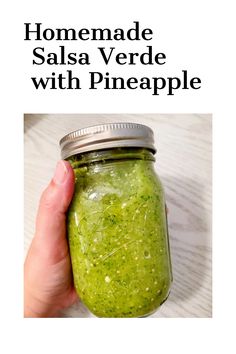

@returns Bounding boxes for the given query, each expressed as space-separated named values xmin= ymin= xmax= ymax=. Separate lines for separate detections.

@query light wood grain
xmin=24 ymin=114 xmax=212 ymax=318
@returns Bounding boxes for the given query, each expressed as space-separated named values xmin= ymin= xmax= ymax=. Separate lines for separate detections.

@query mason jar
xmin=60 ymin=122 xmax=172 ymax=317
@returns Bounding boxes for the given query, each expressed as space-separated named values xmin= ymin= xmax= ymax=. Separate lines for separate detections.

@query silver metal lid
xmin=60 ymin=122 xmax=156 ymax=159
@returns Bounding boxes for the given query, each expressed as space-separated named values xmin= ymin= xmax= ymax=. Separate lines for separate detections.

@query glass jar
xmin=60 ymin=123 xmax=172 ymax=317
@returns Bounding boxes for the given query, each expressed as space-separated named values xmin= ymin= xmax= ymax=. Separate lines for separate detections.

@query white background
xmin=1 ymin=0 xmax=236 ymax=353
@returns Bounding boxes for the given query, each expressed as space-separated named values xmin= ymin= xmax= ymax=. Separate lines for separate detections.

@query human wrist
xmin=24 ymin=288 xmax=57 ymax=318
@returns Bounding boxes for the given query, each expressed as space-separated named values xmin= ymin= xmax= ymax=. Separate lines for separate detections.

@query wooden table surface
xmin=24 ymin=114 xmax=212 ymax=318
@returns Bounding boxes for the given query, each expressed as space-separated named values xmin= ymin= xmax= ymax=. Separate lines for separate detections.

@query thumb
xmin=34 ymin=160 xmax=74 ymax=256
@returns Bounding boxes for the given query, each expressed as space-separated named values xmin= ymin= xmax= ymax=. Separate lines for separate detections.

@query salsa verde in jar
xmin=60 ymin=123 xmax=172 ymax=317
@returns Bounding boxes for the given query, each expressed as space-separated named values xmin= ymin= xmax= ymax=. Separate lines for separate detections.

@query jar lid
xmin=60 ymin=122 xmax=156 ymax=159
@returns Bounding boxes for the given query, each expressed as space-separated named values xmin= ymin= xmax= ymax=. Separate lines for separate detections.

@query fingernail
xmin=53 ymin=160 xmax=68 ymax=185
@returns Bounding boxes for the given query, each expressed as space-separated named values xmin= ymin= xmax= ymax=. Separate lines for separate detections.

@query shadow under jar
xmin=60 ymin=122 xmax=172 ymax=318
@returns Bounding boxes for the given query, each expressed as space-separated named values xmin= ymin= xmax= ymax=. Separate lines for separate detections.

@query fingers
xmin=35 ymin=160 xmax=74 ymax=246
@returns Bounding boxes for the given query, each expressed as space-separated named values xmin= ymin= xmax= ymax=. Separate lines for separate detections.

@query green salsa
xmin=67 ymin=148 xmax=172 ymax=317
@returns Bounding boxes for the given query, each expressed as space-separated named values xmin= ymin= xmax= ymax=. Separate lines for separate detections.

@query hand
xmin=24 ymin=160 xmax=78 ymax=317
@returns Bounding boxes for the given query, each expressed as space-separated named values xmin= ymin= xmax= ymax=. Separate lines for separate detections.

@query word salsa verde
xmin=60 ymin=123 xmax=172 ymax=317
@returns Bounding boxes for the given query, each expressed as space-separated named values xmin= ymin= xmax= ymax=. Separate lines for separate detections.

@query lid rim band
xmin=60 ymin=122 xmax=156 ymax=159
